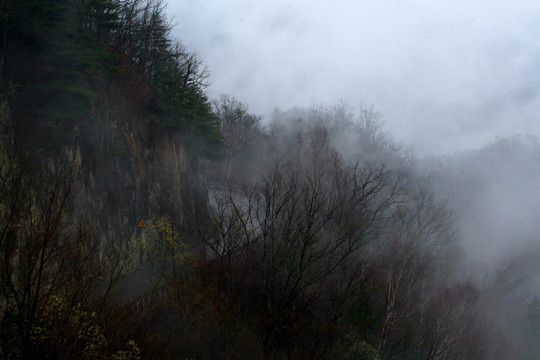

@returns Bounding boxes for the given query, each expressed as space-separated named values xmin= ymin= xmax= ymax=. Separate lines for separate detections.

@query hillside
xmin=1 ymin=1 xmax=538 ymax=360
xmin=1 ymin=0 xmax=221 ymax=238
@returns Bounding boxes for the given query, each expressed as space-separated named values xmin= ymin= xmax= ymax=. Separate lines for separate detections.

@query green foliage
xmin=131 ymin=3 xmax=223 ymax=158
xmin=344 ymin=336 xmax=380 ymax=360
xmin=138 ymin=215 xmax=195 ymax=280
xmin=3 ymin=0 xmax=117 ymax=147
xmin=2 ymin=0 xmax=222 ymax=157
xmin=112 ymin=139 xmax=127 ymax=155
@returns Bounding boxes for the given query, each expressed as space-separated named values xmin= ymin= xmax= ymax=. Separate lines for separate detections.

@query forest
xmin=1 ymin=0 xmax=540 ymax=359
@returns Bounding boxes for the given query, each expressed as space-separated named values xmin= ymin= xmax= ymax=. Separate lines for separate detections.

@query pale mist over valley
xmin=173 ymin=0 xmax=540 ymax=266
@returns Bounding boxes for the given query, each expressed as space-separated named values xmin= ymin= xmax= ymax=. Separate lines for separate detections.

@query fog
xmin=422 ymin=135 xmax=540 ymax=265
xmin=166 ymin=2 xmax=540 ymax=301
xmin=169 ymin=0 xmax=540 ymax=155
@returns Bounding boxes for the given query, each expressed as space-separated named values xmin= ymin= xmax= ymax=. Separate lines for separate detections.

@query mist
xmin=168 ymin=0 xmax=540 ymax=267
xmin=169 ymin=1 xmax=540 ymax=355
xmin=422 ymin=135 xmax=540 ymax=263
xmin=169 ymin=0 xmax=540 ymax=155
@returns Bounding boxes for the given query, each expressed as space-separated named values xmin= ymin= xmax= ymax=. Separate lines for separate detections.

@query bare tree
xmin=212 ymin=95 xmax=263 ymax=182
xmin=0 ymin=157 xmax=134 ymax=359
xmin=198 ymin=148 xmax=403 ymax=358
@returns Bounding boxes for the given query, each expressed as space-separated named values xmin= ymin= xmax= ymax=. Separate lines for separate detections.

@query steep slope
xmin=1 ymin=0 xmax=221 ymax=239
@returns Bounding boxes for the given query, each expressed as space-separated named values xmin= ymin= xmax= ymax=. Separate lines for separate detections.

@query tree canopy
xmin=1 ymin=0 xmax=222 ymax=157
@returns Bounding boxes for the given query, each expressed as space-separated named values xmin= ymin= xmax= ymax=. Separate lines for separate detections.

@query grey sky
xmin=169 ymin=0 xmax=540 ymax=155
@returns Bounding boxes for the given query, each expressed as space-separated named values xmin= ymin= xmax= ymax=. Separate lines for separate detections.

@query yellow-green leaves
xmin=138 ymin=215 xmax=194 ymax=279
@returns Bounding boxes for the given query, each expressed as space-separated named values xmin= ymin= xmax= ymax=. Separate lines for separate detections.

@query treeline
xmin=1 ymin=0 xmax=221 ymax=157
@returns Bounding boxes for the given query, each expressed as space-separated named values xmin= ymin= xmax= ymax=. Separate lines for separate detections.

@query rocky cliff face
xmin=10 ymin=93 xmax=209 ymax=242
